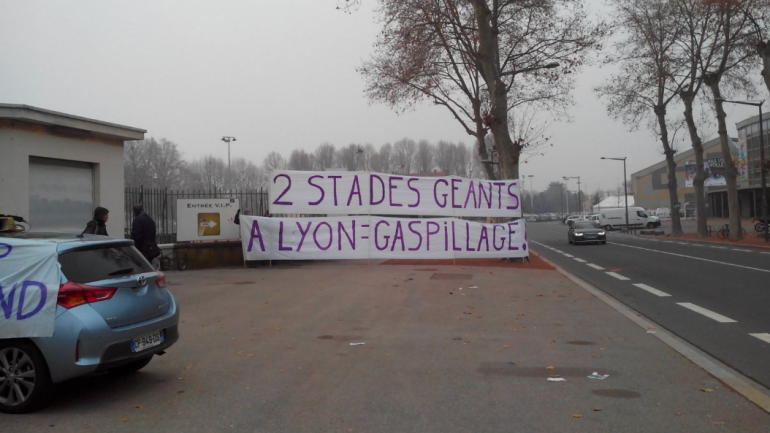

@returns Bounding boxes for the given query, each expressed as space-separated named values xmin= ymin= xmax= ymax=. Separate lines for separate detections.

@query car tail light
xmin=58 ymin=282 xmax=118 ymax=309
xmin=155 ymin=272 xmax=167 ymax=289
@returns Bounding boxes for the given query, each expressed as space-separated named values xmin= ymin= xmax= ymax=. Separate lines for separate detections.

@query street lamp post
xmin=563 ymin=176 xmax=581 ymax=214
xmin=601 ymin=157 xmax=629 ymax=228
xmin=222 ymin=136 xmax=237 ymax=170
xmin=715 ymin=98 xmax=768 ymax=243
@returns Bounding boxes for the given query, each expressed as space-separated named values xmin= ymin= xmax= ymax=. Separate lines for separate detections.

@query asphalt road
xmin=528 ymin=221 xmax=770 ymax=389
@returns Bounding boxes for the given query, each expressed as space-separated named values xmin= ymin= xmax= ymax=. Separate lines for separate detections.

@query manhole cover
xmin=430 ymin=273 xmax=472 ymax=280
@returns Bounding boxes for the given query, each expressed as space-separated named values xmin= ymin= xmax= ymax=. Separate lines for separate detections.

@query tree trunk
xmin=654 ymin=105 xmax=684 ymax=236
xmin=707 ymin=80 xmax=743 ymax=239
xmin=760 ymin=40 xmax=770 ymax=96
xmin=681 ymin=92 xmax=709 ymax=238
xmin=474 ymin=105 xmax=496 ymax=180
xmin=470 ymin=0 xmax=519 ymax=181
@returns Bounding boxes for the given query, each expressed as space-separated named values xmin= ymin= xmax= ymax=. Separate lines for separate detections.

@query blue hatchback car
xmin=0 ymin=233 xmax=179 ymax=413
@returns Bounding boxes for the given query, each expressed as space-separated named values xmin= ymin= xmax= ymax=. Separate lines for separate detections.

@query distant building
xmin=735 ymin=111 xmax=770 ymax=219
xmin=591 ymin=195 xmax=635 ymax=213
xmin=630 ymin=137 xmax=731 ymax=216
xmin=0 ymin=104 xmax=145 ymax=233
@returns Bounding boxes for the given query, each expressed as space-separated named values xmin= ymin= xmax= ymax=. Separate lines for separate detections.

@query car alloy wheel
xmin=0 ymin=341 xmax=53 ymax=414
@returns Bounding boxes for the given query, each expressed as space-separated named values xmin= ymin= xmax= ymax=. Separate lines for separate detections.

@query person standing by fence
xmin=131 ymin=204 xmax=161 ymax=264
xmin=82 ymin=206 xmax=109 ymax=236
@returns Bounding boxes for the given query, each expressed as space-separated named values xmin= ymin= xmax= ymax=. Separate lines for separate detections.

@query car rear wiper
xmin=108 ymin=267 xmax=135 ymax=276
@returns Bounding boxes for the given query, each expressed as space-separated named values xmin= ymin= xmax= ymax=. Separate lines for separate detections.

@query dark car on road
xmin=568 ymin=221 xmax=606 ymax=245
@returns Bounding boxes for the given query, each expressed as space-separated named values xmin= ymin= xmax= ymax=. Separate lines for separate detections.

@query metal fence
xmin=125 ymin=187 xmax=269 ymax=243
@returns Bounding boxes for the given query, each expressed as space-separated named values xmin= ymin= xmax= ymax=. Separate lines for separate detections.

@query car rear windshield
xmin=58 ymin=245 xmax=154 ymax=284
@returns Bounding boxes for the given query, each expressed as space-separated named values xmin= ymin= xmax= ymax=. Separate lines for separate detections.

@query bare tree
xmin=414 ymin=140 xmax=435 ymax=174
xmin=231 ymin=157 xmax=265 ymax=189
xmin=393 ymin=138 xmax=417 ymax=174
xmin=288 ymin=149 xmax=314 ymax=171
xmin=314 ymin=142 xmax=336 ymax=171
xmin=335 ymin=144 xmax=364 ymax=171
xmin=263 ymin=151 xmax=286 ymax=174
xmin=361 ymin=0 xmax=604 ymax=180
xmin=698 ymin=0 xmax=760 ymax=239
xmin=185 ymin=155 xmax=227 ymax=191
xmin=435 ymin=141 xmax=456 ymax=175
xmin=597 ymin=0 xmax=687 ymax=235
xmin=124 ymin=137 xmax=185 ymax=189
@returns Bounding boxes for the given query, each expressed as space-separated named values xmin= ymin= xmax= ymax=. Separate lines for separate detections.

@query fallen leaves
xmin=119 ymin=418 xmax=129 ymax=423
xmin=549 ymin=374 xmax=561 ymax=378
xmin=713 ymin=421 xmax=725 ymax=425
xmin=592 ymin=408 xmax=602 ymax=412
xmin=572 ymin=414 xmax=583 ymax=418
xmin=185 ymin=364 xmax=194 ymax=370
xmin=546 ymin=366 xmax=555 ymax=370
xmin=700 ymin=388 xmax=714 ymax=393
xmin=134 ymin=405 xmax=144 ymax=410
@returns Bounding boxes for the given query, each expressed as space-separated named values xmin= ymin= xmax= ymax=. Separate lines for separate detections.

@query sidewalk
xmin=8 ymin=262 xmax=769 ymax=432
xmin=659 ymin=218 xmax=770 ymax=249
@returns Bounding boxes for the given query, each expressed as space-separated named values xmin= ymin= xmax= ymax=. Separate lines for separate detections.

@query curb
xmin=536 ymin=252 xmax=770 ymax=414
xmin=612 ymin=231 xmax=770 ymax=251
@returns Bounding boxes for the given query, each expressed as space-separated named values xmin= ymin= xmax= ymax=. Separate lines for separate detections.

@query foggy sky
xmin=0 ymin=0 xmax=762 ymax=197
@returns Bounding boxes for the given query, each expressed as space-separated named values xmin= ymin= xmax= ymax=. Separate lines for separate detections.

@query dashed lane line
xmin=609 ymin=242 xmax=770 ymax=274
xmin=733 ymin=249 xmax=753 ymax=252
xmin=677 ymin=302 xmax=737 ymax=323
xmin=586 ymin=263 xmax=604 ymax=270
xmin=563 ymin=254 xmax=574 ymax=258
xmin=633 ymin=283 xmax=671 ymax=297
xmin=606 ymin=272 xmax=630 ymax=281
xmin=573 ymin=258 xmax=587 ymax=263
xmin=710 ymin=246 xmax=727 ymax=249
xmin=750 ymin=333 xmax=770 ymax=344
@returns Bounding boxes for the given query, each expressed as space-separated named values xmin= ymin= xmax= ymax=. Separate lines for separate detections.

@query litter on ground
xmin=587 ymin=372 xmax=609 ymax=380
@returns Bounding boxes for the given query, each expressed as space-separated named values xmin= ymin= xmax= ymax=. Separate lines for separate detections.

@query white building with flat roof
xmin=0 ymin=104 xmax=145 ymax=235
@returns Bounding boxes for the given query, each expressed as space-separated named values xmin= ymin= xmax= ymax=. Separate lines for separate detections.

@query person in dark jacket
xmin=83 ymin=206 xmax=109 ymax=236
xmin=131 ymin=204 xmax=158 ymax=261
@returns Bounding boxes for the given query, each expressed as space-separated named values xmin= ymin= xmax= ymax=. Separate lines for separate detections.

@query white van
xmin=598 ymin=207 xmax=661 ymax=230
xmin=655 ymin=207 xmax=672 ymax=220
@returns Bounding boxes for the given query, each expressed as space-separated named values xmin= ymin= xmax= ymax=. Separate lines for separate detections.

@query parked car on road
xmin=568 ymin=221 xmax=607 ymax=245
xmin=0 ymin=233 xmax=180 ymax=414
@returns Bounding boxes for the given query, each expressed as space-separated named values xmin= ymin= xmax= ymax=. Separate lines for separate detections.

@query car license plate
xmin=130 ymin=331 xmax=164 ymax=352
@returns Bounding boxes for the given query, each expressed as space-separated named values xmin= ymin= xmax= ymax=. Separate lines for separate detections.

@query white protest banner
xmin=240 ymin=216 xmax=527 ymax=260
xmin=177 ymin=199 xmax=241 ymax=242
xmin=0 ymin=238 xmax=61 ymax=339
xmin=269 ymin=170 xmax=522 ymax=218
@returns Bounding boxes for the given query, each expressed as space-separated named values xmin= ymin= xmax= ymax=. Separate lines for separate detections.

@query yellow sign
xmin=197 ymin=213 xmax=221 ymax=237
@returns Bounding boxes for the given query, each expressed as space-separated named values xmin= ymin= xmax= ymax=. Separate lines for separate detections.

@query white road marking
xmin=710 ymin=246 xmax=727 ymax=249
xmin=609 ymin=242 xmax=770 ymax=274
xmin=677 ymin=242 xmax=688 ymax=245
xmin=563 ymin=254 xmax=574 ymax=258
xmin=554 ymin=250 xmax=564 ymax=254
xmin=762 ymin=252 xmax=770 ymax=255
xmin=606 ymin=272 xmax=630 ymax=281
xmin=664 ymin=241 xmax=674 ymax=244
xmin=677 ymin=303 xmax=737 ymax=323
xmin=691 ymin=243 xmax=704 ymax=246
xmin=633 ymin=283 xmax=671 ymax=297
xmin=573 ymin=258 xmax=587 ymax=263
xmin=586 ymin=263 xmax=604 ymax=270
xmin=732 ymin=249 xmax=753 ymax=252
xmin=750 ymin=333 xmax=770 ymax=344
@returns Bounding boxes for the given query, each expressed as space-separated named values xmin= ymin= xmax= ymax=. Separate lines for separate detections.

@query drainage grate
xmin=430 ymin=273 xmax=473 ymax=280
